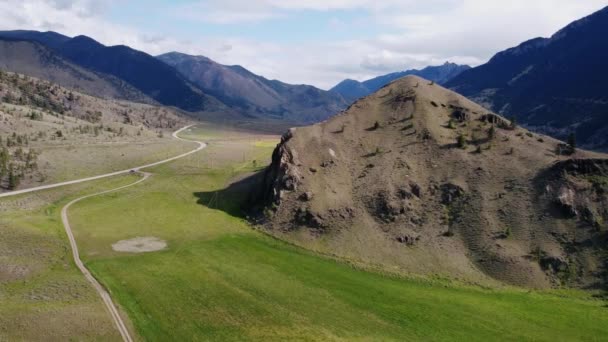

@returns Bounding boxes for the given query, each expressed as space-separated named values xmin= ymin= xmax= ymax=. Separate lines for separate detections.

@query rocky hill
xmin=158 ymin=52 xmax=348 ymax=123
xmin=258 ymin=75 xmax=608 ymax=289
xmin=446 ymin=6 xmax=608 ymax=151
xmin=332 ymin=62 xmax=470 ymax=102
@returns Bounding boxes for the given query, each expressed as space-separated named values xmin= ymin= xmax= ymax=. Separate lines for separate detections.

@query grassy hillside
xmin=58 ymin=126 xmax=608 ymax=341
xmin=0 ymin=70 xmax=193 ymax=190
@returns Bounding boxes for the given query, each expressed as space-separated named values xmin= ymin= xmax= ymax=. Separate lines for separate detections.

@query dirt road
xmin=0 ymin=125 xmax=205 ymax=198
xmin=16 ymin=125 xmax=206 ymax=341
xmin=61 ymin=173 xmax=151 ymax=342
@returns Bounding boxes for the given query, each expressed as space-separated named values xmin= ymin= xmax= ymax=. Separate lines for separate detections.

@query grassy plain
xmin=0 ymin=175 xmax=140 ymax=341
xmin=63 ymin=126 xmax=608 ymax=341
xmin=36 ymin=139 xmax=193 ymax=183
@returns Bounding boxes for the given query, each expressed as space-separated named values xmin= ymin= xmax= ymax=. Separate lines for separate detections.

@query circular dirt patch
xmin=111 ymin=237 xmax=167 ymax=253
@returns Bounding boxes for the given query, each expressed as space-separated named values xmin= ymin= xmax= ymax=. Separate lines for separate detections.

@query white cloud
xmin=0 ymin=0 xmax=607 ymax=89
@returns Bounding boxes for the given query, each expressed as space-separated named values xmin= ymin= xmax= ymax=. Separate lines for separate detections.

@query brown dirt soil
xmin=111 ymin=237 xmax=168 ymax=253
xmin=259 ymin=75 xmax=608 ymax=290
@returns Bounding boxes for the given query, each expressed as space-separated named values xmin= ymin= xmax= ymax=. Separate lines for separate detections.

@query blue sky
xmin=0 ymin=0 xmax=607 ymax=88
xmin=110 ymin=1 xmax=385 ymax=44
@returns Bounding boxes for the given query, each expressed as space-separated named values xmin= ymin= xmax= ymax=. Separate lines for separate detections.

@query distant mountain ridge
xmin=157 ymin=52 xmax=348 ymax=124
xmin=0 ymin=38 xmax=151 ymax=103
xmin=331 ymin=62 xmax=471 ymax=102
xmin=446 ymin=6 xmax=608 ymax=151
xmin=0 ymin=30 xmax=350 ymax=124
xmin=0 ymin=30 xmax=221 ymax=113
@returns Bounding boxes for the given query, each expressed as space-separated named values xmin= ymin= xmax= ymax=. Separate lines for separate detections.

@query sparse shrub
xmin=402 ymin=123 xmax=414 ymax=131
xmin=421 ymin=129 xmax=432 ymax=140
xmin=263 ymin=206 xmax=275 ymax=219
xmin=488 ymin=125 xmax=496 ymax=140
xmin=475 ymin=145 xmax=482 ymax=154
xmin=457 ymin=134 xmax=467 ymax=149
xmin=29 ymin=111 xmax=43 ymax=121
xmin=447 ymin=120 xmax=456 ymax=129
xmin=504 ymin=227 xmax=512 ymax=238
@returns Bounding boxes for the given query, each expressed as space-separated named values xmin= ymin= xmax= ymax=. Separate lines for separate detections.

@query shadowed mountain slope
xmin=0 ymin=38 xmax=151 ymax=103
xmin=446 ymin=6 xmax=608 ymax=151
xmin=332 ymin=62 xmax=470 ymax=102
xmin=0 ymin=31 xmax=223 ymax=112
xmin=158 ymin=52 xmax=348 ymax=123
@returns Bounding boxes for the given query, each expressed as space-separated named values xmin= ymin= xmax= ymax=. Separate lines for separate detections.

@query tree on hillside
xmin=509 ymin=116 xmax=517 ymax=130
xmin=567 ymin=132 xmax=577 ymax=153
xmin=457 ymin=133 xmax=467 ymax=149
xmin=8 ymin=164 xmax=19 ymax=190
xmin=488 ymin=125 xmax=496 ymax=140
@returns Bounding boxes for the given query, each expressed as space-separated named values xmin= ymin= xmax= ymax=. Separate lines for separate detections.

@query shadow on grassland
xmin=193 ymin=171 xmax=265 ymax=219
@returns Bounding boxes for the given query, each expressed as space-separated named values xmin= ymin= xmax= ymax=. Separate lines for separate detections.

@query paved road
xmin=0 ymin=125 xmax=206 ymax=198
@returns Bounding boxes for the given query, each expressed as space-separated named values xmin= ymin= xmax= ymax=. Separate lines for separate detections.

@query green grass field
xmin=62 ymin=127 xmax=608 ymax=341
xmin=0 ymin=175 xmax=141 ymax=341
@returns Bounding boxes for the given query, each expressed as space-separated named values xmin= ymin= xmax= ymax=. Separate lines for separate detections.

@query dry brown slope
xmin=260 ymin=75 xmax=608 ymax=289
xmin=0 ymin=70 xmax=193 ymax=191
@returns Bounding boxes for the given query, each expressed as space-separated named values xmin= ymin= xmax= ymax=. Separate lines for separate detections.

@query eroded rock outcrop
xmin=255 ymin=75 xmax=608 ymax=290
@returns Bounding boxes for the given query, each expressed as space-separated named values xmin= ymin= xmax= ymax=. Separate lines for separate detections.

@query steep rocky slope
xmin=446 ymin=6 xmax=608 ymax=151
xmin=259 ymin=76 xmax=608 ymax=289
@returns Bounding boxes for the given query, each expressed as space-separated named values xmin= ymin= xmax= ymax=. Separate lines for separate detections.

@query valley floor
xmin=1 ymin=125 xmax=607 ymax=341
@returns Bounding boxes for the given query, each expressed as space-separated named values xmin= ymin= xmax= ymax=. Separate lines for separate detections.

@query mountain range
xmin=158 ymin=52 xmax=347 ymax=124
xmin=1 ymin=5 xmax=608 ymax=148
xmin=331 ymin=62 xmax=470 ymax=102
xmin=447 ymin=6 xmax=608 ymax=151
xmin=0 ymin=30 xmax=346 ymax=124
xmin=0 ymin=30 xmax=219 ymax=112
